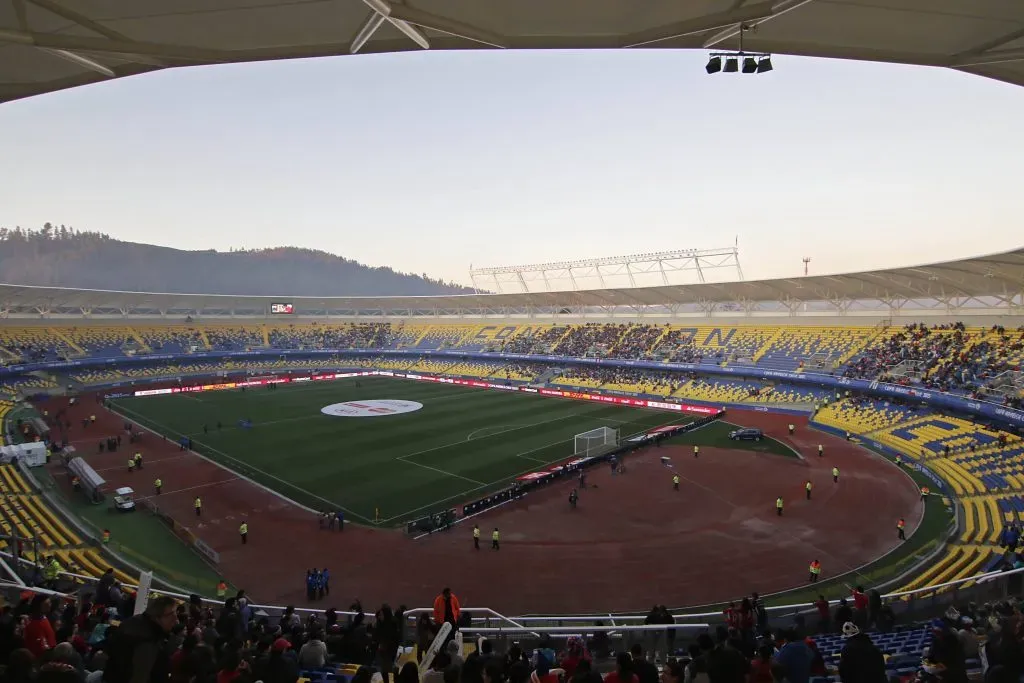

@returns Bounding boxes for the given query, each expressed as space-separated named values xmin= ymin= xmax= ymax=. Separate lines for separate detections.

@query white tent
xmin=0 ymin=442 xmax=48 ymax=467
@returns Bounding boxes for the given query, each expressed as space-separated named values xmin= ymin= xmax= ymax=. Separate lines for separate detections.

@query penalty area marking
xmin=466 ymin=425 xmax=523 ymax=441
xmin=383 ymin=413 xmax=695 ymax=526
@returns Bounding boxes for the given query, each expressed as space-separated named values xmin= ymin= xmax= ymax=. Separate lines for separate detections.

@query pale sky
xmin=1 ymin=49 xmax=1022 ymax=289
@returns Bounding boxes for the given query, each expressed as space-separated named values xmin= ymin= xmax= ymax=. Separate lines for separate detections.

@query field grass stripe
xmin=110 ymin=402 xmax=377 ymax=525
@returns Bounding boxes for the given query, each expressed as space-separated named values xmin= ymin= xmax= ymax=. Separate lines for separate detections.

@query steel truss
xmin=469 ymin=247 xmax=744 ymax=294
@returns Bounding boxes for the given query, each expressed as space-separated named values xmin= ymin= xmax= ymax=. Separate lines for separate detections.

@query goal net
xmin=574 ymin=426 xmax=620 ymax=457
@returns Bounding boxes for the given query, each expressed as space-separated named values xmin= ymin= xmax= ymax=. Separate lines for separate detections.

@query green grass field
xmin=109 ymin=376 xmax=698 ymax=526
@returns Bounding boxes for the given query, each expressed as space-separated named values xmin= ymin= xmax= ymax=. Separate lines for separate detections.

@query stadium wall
xmin=6 ymin=348 xmax=1023 ymax=428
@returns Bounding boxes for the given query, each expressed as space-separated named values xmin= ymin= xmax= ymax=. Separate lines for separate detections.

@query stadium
xmin=2 ymin=1 xmax=1024 ymax=682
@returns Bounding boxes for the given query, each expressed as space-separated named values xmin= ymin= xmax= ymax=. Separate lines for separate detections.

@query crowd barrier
xmin=3 ymin=346 xmax=1021 ymax=428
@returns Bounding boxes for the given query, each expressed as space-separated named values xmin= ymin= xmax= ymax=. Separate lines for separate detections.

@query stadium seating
xmin=0 ymin=464 xmax=135 ymax=586
xmin=673 ymin=378 xmax=762 ymax=403
xmin=0 ymin=322 xmax=1018 ymax=407
xmin=812 ymin=399 xmax=922 ymax=435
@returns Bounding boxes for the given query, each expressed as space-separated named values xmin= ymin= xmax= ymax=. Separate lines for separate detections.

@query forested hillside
xmin=0 ymin=224 xmax=473 ymax=296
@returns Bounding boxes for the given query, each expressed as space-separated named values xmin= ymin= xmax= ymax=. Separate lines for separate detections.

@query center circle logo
xmin=321 ymin=399 xmax=423 ymax=418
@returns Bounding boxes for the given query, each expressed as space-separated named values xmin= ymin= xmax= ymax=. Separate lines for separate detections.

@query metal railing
xmin=3 ymin=559 xmax=1021 ymax=636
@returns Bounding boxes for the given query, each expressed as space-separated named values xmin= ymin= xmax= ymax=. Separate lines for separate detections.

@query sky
xmin=1 ymin=49 xmax=1022 ymax=289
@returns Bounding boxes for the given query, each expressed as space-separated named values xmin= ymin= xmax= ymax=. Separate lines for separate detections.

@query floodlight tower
xmin=803 ymin=257 xmax=811 ymax=276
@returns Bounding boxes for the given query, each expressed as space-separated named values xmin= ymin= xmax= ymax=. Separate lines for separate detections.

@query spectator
xmin=297 ymin=630 xmax=327 ymax=669
xmin=630 ymin=645 xmax=660 ymax=683
xmin=773 ymin=630 xmax=812 ymax=683
xmin=837 ymin=623 xmax=885 ymax=683
xmin=102 ymin=595 xmax=177 ymax=683
xmin=605 ymin=653 xmax=638 ymax=683
xmin=23 ymin=595 xmax=57 ymax=660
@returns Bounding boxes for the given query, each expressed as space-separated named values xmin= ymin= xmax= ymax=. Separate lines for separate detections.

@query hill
xmin=0 ymin=224 xmax=475 ymax=296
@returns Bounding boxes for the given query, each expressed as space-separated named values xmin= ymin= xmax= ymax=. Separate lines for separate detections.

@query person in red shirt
xmin=748 ymin=644 xmax=775 ymax=683
xmin=813 ymin=595 xmax=830 ymax=634
xmin=23 ymin=594 xmax=57 ymax=659
xmin=604 ymin=653 xmax=639 ymax=683
xmin=432 ymin=587 xmax=461 ymax=629
xmin=851 ymin=586 xmax=869 ymax=612
xmin=724 ymin=602 xmax=740 ymax=630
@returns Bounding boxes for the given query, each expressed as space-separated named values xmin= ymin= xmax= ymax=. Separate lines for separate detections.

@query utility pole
xmin=803 ymin=257 xmax=811 ymax=277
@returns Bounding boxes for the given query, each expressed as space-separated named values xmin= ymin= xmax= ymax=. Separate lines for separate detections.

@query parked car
xmin=729 ymin=428 xmax=763 ymax=441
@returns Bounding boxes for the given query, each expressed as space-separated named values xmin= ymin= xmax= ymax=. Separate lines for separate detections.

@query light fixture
xmin=703 ymin=52 xmax=774 ymax=75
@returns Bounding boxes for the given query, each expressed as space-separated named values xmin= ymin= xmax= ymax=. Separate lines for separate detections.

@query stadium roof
xmin=2 ymin=0 xmax=1023 ymax=104
xmin=1 ymin=247 xmax=1022 ymax=319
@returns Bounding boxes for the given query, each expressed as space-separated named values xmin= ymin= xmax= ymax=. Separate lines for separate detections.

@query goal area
xmin=574 ymin=426 xmax=620 ymax=457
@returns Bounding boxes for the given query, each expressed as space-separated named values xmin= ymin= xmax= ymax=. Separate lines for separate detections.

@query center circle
xmin=321 ymin=399 xmax=424 ymax=418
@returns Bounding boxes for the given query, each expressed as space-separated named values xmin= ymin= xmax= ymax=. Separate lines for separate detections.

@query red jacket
xmin=24 ymin=615 xmax=56 ymax=658
xmin=433 ymin=593 xmax=461 ymax=626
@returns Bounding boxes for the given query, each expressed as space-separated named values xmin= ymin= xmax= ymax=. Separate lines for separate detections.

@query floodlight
xmin=757 ymin=56 xmax=774 ymax=73
xmin=723 ymin=57 xmax=739 ymax=73
xmin=742 ymin=56 xmax=758 ymax=73
xmin=706 ymin=56 xmax=722 ymax=74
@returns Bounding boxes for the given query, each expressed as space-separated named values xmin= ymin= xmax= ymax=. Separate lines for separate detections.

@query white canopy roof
xmin=2 ymin=0 xmax=1023 ymax=104
xmin=0 ymin=247 xmax=1021 ymax=318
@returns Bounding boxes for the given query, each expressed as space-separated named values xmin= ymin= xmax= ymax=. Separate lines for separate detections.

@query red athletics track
xmin=40 ymin=397 xmax=922 ymax=615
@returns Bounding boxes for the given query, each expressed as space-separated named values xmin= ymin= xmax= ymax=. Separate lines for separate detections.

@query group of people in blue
xmin=304 ymin=567 xmax=331 ymax=601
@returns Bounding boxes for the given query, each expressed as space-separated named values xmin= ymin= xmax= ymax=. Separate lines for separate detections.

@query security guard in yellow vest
xmin=473 ymin=525 xmax=480 ymax=550
xmin=776 ymin=497 xmax=784 ymax=516
xmin=832 ymin=467 xmax=839 ymax=483
xmin=805 ymin=480 xmax=813 ymax=500
xmin=817 ymin=444 xmax=824 ymax=457
xmin=895 ymin=455 xmax=903 ymax=467
xmin=673 ymin=474 xmax=680 ymax=491
xmin=788 ymin=424 xmax=795 ymax=435
xmin=194 ymin=497 xmax=202 ymax=517
xmin=127 ymin=458 xmax=135 ymax=472
xmin=491 ymin=528 xmax=500 ymax=550
xmin=154 ymin=478 xmax=162 ymax=495
xmin=808 ymin=559 xmax=821 ymax=582
xmin=693 ymin=445 xmax=700 ymax=458
xmin=239 ymin=521 xmax=248 ymax=544
xmin=134 ymin=453 xmax=143 ymax=470
xmin=43 ymin=557 xmax=61 ymax=587
xmin=216 ymin=580 xmax=228 ymax=598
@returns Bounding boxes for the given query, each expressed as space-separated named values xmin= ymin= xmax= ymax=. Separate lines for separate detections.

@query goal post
xmin=574 ymin=426 xmax=620 ymax=458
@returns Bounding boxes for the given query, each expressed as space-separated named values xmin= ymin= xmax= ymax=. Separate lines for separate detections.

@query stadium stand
xmin=0 ymin=464 xmax=135 ymax=587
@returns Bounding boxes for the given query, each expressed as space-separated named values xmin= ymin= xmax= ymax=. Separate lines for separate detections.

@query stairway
xmin=126 ymin=327 xmax=152 ymax=353
xmin=751 ymin=327 xmax=786 ymax=364
xmin=48 ymin=328 xmax=86 ymax=356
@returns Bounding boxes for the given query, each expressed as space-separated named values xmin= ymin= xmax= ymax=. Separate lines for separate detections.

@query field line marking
xmin=135 ymin=477 xmax=239 ymax=501
xmin=395 ymin=407 xmax=605 ymax=465
xmin=91 ymin=453 xmax=191 ymax=473
xmin=466 ymin=425 xmax=521 ymax=441
xmin=395 ymin=457 xmax=485 ymax=486
xmin=380 ymin=413 xmax=695 ymax=525
xmin=109 ymin=402 xmax=377 ymax=525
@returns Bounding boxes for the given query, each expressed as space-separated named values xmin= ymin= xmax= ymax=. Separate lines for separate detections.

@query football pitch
xmin=108 ymin=376 xmax=694 ymax=526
